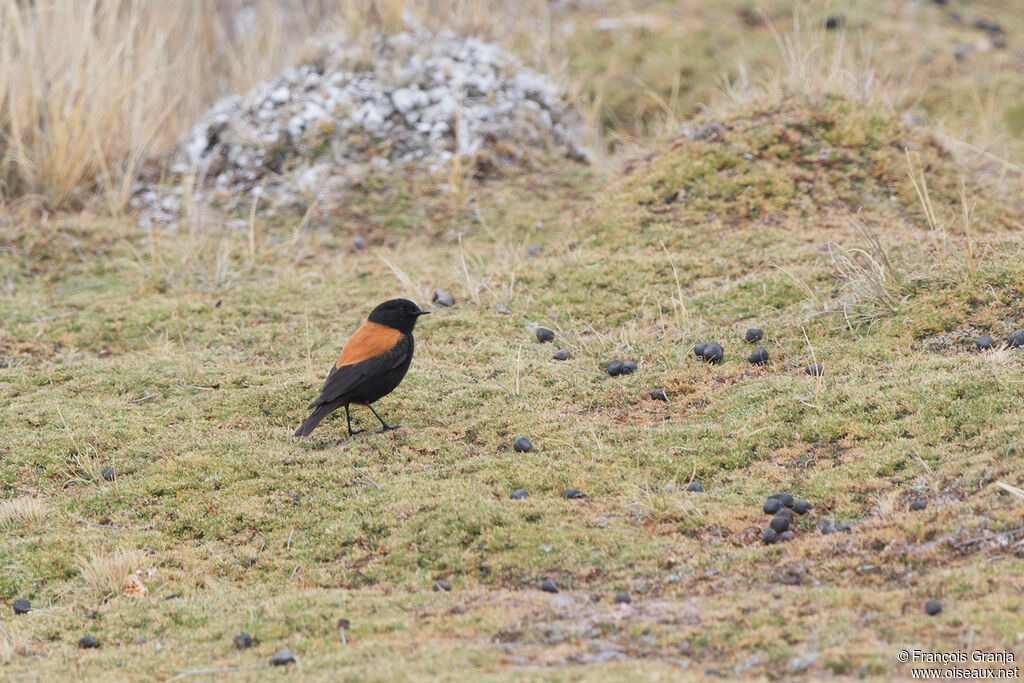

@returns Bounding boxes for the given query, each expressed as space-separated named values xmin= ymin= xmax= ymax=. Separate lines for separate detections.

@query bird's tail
xmin=293 ymin=404 xmax=335 ymax=437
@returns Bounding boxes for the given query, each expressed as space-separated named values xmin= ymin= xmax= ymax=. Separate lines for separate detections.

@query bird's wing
xmin=309 ymin=333 xmax=411 ymax=407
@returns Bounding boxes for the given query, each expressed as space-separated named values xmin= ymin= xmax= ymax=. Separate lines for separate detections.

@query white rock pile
xmin=134 ymin=30 xmax=587 ymax=224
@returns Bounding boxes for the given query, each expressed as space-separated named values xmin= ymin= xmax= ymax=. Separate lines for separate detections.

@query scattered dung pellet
xmin=685 ymin=481 xmax=704 ymax=493
xmin=747 ymin=347 xmax=769 ymax=365
xmin=973 ymin=18 xmax=1003 ymax=33
xmin=975 ymin=334 xmax=994 ymax=351
xmin=792 ymin=500 xmax=812 ymax=515
xmin=606 ymin=359 xmax=624 ymax=376
xmin=614 ymin=592 xmax=631 ymax=604
xmin=774 ymin=507 xmax=794 ymax=522
xmin=770 ymin=514 xmax=791 ymax=533
xmin=552 ymin=349 xmax=571 ymax=360
xmin=763 ymin=498 xmax=783 ymax=515
xmin=536 ymin=327 xmax=555 ymax=343
xmin=924 ymin=599 xmax=942 ymax=616
xmin=1006 ymin=329 xmax=1024 ymax=348
xmin=510 ymin=489 xmax=529 ymax=500
xmin=804 ymin=363 xmax=824 ymax=377
xmin=835 ymin=523 xmax=853 ymax=533
xmin=233 ymin=632 xmax=253 ymax=649
xmin=910 ymin=500 xmax=927 ymax=511
xmin=431 ymin=289 xmax=455 ymax=307
xmin=270 ymin=650 xmax=297 ymax=666
xmin=780 ymin=530 xmax=795 ymax=542
xmin=350 ymin=236 xmax=366 ymax=250
xmin=78 ymin=636 xmax=101 ymax=649
xmin=620 ymin=361 xmax=637 ymax=374
xmin=693 ymin=342 xmax=709 ymax=359
xmin=433 ymin=580 xmax=451 ymax=592
xmin=101 ymin=466 xmax=115 ymax=482
xmin=762 ymin=528 xmax=778 ymax=545
xmin=12 ymin=598 xmax=30 ymax=614
xmin=540 ymin=579 xmax=559 ymax=593
xmin=775 ymin=492 xmax=795 ymax=508
xmin=745 ymin=327 xmax=763 ymax=343
xmin=825 ymin=14 xmax=845 ymax=29
xmin=495 ymin=304 xmax=511 ymax=315
xmin=131 ymin=636 xmax=147 ymax=645
xmin=513 ymin=436 xmax=533 ymax=453
xmin=702 ymin=342 xmax=724 ymax=364
xmin=818 ymin=519 xmax=835 ymax=535
xmin=649 ymin=388 xmax=668 ymax=402
xmin=563 ymin=488 xmax=586 ymax=499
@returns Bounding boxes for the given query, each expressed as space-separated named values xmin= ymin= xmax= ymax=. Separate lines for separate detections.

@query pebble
xmin=495 ymin=304 xmax=511 ymax=314
xmin=910 ymin=500 xmax=927 ymax=511
xmin=804 ymin=363 xmax=824 ymax=377
xmin=685 ymin=482 xmax=704 ymax=493
xmin=606 ymin=359 xmax=624 ymax=376
xmin=270 ymin=650 xmax=297 ymax=666
xmin=431 ymin=289 xmax=455 ymax=307
xmin=924 ymin=599 xmax=942 ymax=616
xmin=762 ymin=528 xmax=778 ymax=544
xmin=975 ymin=334 xmax=994 ymax=351
xmin=1006 ymin=329 xmax=1024 ymax=348
xmin=745 ymin=328 xmax=763 ymax=343
xmin=552 ymin=349 xmax=571 ymax=360
xmin=433 ymin=580 xmax=451 ymax=592
xmin=825 ymin=14 xmax=845 ymax=30
xmin=792 ymin=500 xmax=812 ymax=515
xmin=131 ymin=636 xmax=147 ymax=645
xmin=770 ymin=514 xmax=791 ymax=533
xmin=702 ymin=342 xmax=724 ymax=364
xmin=510 ymin=489 xmax=529 ymax=500
xmin=649 ymin=388 xmax=668 ymax=402
xmin=78 ymin=636 xmax=101 ymax=649
xmin=12 ymin=598 xmax=30 ymax=614
xmin=540 ymin=579 xmax=559 ymax=593
xmin=234 ymin=632 xmax=253 ymax=649
xmin=513 ymin=436 xmax=533 ymax=453
xmin=763 ymin=498 xmax=783 ymax=514
xmin=835 ymin=523 xmax=852 ymax=533
xmin=614 ymin=592 xmax=631 ymax=604
xmin=780 ymin=530 xmax=795 ymax=542
xmin=747 ymin=347 xmax=769 ymax=365
xmin=102 ymin=466 xmax=115 ymax=482
xmin=563 ymin=488 xmax=586 ymax=499
xmin=536 ymin=327 xmax=555 ymax=343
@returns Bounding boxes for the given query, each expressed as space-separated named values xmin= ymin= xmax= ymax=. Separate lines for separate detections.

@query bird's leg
xmin=366 ymin=403 xmax=399 ymax=432
xmin=346 ymin=405 xmax=365 ymax=436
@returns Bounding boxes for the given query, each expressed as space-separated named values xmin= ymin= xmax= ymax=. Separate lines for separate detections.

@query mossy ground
xmin=3 ymin=93 xmax=1024 ymax=679
xmin=4 ymin=0 xmax=1024 ymax=677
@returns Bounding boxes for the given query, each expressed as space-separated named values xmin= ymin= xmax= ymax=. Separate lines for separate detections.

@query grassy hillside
xmin=3 ymin=1 xmax=1024 ymax=680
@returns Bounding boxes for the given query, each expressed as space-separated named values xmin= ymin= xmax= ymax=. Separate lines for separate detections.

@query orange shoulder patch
xmin=336 ymin=321 xmax=403 ymax=368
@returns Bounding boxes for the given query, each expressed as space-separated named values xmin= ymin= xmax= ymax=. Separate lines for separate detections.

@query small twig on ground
xmin=68 ymin=514 xmax=120 ymax=530
xmin=128 ymin=394 xmax=155 ymax=403
xmin=169 ymin=664 xmax=269 ymax=680
xmin=347 ymin=462 xmax=380 ymax=488
xmin=24 ymin=311 xmax=79 ymax=323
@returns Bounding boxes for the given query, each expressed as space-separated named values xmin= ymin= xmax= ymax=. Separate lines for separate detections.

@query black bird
xmin=294 ymin=299 xmax=429 ymax=437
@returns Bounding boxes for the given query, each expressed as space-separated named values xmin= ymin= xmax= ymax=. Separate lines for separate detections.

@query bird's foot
xmin=377 ymin=423 xmax=400 ymax=433
xmin=347 ymin=428 xmax=366 ymax=436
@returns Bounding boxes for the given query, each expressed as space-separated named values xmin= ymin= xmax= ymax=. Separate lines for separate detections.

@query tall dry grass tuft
xmin=76 ymin=548 xmax=148 ymax=601
xmin=0 ymin=496 xmax=48 ymax=531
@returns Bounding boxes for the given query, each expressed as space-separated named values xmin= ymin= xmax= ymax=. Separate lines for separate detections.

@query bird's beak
xmin=415 ymin=309 xmax=431 ymax=316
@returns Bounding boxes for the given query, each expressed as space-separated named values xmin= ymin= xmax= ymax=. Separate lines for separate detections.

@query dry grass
xmin=75 ymin=548 xmax=148 ymax=601
xmin=0 ymin=497 xmax=47 ymax=531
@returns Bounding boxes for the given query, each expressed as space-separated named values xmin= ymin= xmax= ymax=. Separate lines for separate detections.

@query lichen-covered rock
xmin=134 ymin=31 xmax=586 ymax=225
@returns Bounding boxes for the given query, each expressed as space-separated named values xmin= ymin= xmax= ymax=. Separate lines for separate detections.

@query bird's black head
xmin=367 ymin=298 xmax=430 ymax=334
